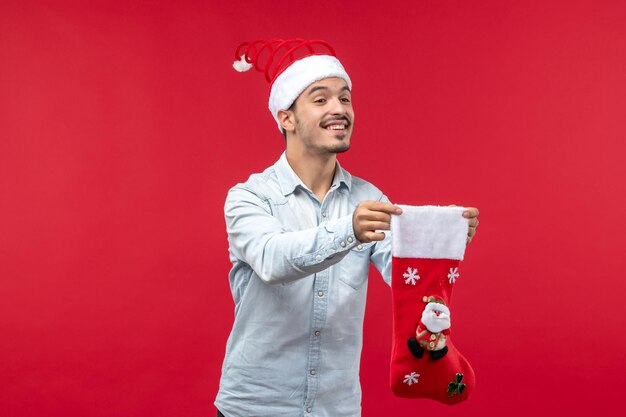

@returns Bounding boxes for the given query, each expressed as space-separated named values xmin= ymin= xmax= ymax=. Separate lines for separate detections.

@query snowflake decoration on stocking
xmin=448 ymin=267 xmax=460 ymax=284
xmin=403 ymin=372 xmax=420 ymax=386
xmin=403 ymin=267 xmax=420 ymax=285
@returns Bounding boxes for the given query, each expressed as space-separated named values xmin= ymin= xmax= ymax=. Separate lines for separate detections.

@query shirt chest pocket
xmin=336 ymin=242 xmax=374 ymax=290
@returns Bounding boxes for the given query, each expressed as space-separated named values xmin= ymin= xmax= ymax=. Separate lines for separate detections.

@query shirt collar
xmin=274 ymin=152 xmax=352 ymax=197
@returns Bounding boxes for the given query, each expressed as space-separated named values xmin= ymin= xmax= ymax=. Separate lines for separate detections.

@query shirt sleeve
xmin=225 ymin=186 xmax=358 ymax=285
xmin=370 ymin=194 xmax=393 ymax=286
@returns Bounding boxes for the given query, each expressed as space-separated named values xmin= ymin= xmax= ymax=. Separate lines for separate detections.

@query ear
xmin=277 ymin=109 xmax=295 ymax=134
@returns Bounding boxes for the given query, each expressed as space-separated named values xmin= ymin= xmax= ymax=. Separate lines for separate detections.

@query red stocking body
xmin=389 ymin=206 xmax=475 ymax=405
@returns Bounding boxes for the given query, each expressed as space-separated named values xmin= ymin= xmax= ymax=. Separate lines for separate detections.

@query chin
xmin=330 ymin=144 xmax=350 ymax=154
xmin=327 ymin=138 xmax=350 ymax=153
xmin=331 ymin=131 xmax=351 ymax=148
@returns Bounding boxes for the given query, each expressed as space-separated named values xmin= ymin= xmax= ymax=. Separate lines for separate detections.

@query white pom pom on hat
xmin=232 ymin=55 xmax=253 ymax=72
xmin=231 ymin=38 xmax=352 ymax=132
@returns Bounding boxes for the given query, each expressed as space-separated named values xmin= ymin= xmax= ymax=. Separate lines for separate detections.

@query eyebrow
xmin=307 ymin=85 xmax=351 ymax=96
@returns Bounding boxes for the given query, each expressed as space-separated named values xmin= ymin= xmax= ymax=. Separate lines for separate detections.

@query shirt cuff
xmin=296 ymin=215 xmax=358 ymax=267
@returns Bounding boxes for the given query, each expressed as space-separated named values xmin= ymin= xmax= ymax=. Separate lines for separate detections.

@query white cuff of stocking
xmin=391 ymin=205 xmax=468 ymax=260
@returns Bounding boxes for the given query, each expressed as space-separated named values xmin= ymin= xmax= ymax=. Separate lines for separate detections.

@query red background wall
xmin=1 ymin=0 xmax=625 ymax=415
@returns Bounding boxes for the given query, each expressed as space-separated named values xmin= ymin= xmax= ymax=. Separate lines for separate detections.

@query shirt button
xmin=310 ymin=369 xmax=317 ymax=375
xmin=347 ymin=236 xmax=353 ymax=243
xmin=340 ymin=241 xmax=346 ymax=247
xmin=357 ymin=244 xmax=363 ymax=250
xmin=314 ymin=330 xmax=321 ymax=336
xmin=306 ymin=407 xmax=312 ymax=413
xmin=322 ymin=212 xmax=327 ymax=217
xmin=318 ymin=290 xmax=324 ymax=297
xmin=430 ymin=334 xmax=437 ymax=341
xmin=315 ymin=255 xmax=322 ymax=262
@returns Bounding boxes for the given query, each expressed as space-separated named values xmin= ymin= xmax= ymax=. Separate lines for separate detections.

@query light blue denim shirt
xmin=215 ymin=152 xmax=392 ymax=417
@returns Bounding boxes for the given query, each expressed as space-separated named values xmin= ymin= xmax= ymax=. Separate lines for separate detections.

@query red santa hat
xmin=232 ymin=38 xmax=352 ymax=132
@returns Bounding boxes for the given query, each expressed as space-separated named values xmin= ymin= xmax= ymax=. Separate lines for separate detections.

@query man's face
xmin=289 ymin=77 xmax=354 ymax=155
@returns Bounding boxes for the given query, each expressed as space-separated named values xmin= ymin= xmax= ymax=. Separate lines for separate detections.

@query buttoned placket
xmin=302 ymin=185 xmax=338 ymax=415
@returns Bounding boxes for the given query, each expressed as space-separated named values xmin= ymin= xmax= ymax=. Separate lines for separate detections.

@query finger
xmin=468 ymin=227 xmax=476 ymax=238
xmin=362 ymin=221 xmax=391 ymax=231
xmin=363 ymin=201 xmax=403 ymax=215
xmin=358 ymin=210 xmax=392 ymax=223
xmin=469 ymin=218 xmax=479 ymax=227
xmin=363 ymin=231 xmax=386 ymax=242
xmin=463 ymin=207 xmax=479 ymax=218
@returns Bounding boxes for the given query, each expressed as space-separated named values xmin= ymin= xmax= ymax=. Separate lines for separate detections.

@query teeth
xmin=327 ymin=125 xmax=345 ymax=130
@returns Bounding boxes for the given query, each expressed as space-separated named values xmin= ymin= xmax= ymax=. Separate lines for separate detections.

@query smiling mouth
xmin=321 ymin=119 xmax=350 ymax=132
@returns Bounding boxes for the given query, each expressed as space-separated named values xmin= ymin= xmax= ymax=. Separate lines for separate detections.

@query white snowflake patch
xmin=403 ymin=267 xmax=420 ymax=285
xmin=448 ymin=267 xmax=460 ymax=284
xmin=403 ymin=372 xmax=420 ymax=385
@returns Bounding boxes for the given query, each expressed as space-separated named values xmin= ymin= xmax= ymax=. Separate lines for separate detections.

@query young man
xmin=215 ymin=39 xmax=479 ymax=417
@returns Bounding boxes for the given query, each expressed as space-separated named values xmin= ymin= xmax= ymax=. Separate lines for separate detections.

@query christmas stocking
xmin=389 ymin=205 xmax=475 ymax=405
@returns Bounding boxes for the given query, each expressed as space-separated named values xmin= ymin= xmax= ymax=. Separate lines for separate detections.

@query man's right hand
xmin=352 ymin=201 xmax=402 ymax=243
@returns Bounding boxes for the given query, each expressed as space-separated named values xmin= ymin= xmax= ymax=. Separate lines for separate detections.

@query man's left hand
xmin=462 ymin=207 xmax=480 ymax=245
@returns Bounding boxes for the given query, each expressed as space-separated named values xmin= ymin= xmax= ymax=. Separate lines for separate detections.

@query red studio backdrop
xmin=1 ymin=1 xmax=625 ymax=416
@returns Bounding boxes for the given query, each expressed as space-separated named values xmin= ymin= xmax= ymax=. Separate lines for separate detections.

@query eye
xmin=314 ymin=98 xmax=326 ymax=104
xmin=341 ymin=97 xmax=351 ymax=103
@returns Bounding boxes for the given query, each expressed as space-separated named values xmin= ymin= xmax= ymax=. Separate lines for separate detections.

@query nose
xmin=329 ymin=96 xmax=347 ymax=115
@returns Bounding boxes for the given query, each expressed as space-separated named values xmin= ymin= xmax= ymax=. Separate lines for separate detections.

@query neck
xmin=285 ymin=146 xmax=337 ymax=203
